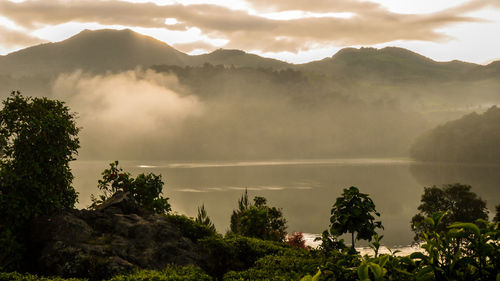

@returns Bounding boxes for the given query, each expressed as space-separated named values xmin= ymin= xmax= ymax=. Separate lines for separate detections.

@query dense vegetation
xmin=1 ymin=94 xmax=499 ymax=280
xmin=411 ymin=106 xmax=500 ymax=163
xmin=0 ymin=92 xmax=80 ymax=272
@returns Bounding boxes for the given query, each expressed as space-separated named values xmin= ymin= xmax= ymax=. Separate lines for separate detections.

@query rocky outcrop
xmin=30 ymin=192 xmax=205 ymax=280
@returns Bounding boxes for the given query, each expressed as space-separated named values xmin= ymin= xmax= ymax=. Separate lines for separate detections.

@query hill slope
xmin=411 ymin=106 xmax=500 ymax=163
xmin=0 ymin=29 xmax=190 ymax=75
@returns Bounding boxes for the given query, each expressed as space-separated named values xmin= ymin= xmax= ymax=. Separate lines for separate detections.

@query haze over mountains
xmin=1 ymin=28 xmax=499 ymax=160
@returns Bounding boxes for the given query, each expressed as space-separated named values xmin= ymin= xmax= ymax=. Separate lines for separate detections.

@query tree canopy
xmin=329 ymin=186 xmax=383 ymax=249
xmin=411 ymin=183 xmax=488 ymax=240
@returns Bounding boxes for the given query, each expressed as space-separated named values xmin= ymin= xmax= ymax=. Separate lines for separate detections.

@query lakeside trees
xmin=411 ymin=183 xmax=488 ymax=240
xmin=0 ymin=92 xmax=80 ymax=271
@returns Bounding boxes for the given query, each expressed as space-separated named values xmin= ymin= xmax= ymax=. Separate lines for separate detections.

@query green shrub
xmin=0 ymin=272 xmax=84 ymax=281
xmin=223 ymin=250 xmax=320 ymax=281
xmin=199 ymin=235 xmax=291 ymax=278
xmin=90 ymin=161 xmax=170 ymax=214
xmin=164 ymin=214 xmax=218 ymax=242
xmin=107 ymin=265 xmax=212 ymax=281
xmin=229 ymin=191 xmax=287 ymax=242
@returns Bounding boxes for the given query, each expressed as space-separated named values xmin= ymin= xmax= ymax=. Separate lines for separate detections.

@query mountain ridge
xmin=0 ymin=28 xmax=497 ymax=80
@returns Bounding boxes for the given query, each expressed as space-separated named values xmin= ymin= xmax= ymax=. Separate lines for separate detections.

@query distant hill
xmin=411 ymin=106 xmax=500 ymax=163
xmin=191 ymin=49 xmax=290 ymax=69
xmin=0 ymin=29 xmax=190 ymax=75
xmin=298 ymin=47 xmax=478 ymax=82
xmin=1 ymin=28 xmax=498 ymax=80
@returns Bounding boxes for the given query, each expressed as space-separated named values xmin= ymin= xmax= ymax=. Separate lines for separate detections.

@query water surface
xmin=71 ymin=158 xmax=500 ymax=247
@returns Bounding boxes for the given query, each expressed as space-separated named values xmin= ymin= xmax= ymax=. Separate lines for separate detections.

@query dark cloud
xmin=0 ymin=0 xmax=494 ymax=53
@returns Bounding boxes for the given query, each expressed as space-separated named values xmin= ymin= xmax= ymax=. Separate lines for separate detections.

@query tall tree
xmin=329 ymin=186 xmax=383 ymax=249
xmin=0 ymin=91 xmax=80 ymax=270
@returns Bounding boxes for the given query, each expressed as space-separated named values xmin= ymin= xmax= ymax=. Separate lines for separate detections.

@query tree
xmin=196 ymin=204 xmax=216 ymax=232
xmin=329 ymin=186 xmax=383 ymax=249
xmin=411 ymin=183 xmax=488 ymax=240
xmin=0 ymin=91 xmax=80 ymax=271
xmin=0 ymin=91 xmax=80 ymax=226
xmin=493 ymin=204 xmax=500 ymax=223
xmin=90 ymin=161 xmax=171 ymax=214
xmin=229 ymin=190 xmax=287 ymax=241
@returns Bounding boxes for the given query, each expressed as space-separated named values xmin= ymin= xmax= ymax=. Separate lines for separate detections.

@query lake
xmin=71 ymin=159 xmax=500 ymax=247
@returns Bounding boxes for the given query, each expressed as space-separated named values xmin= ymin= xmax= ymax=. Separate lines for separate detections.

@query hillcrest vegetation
xmin=0 ymin=93 xmax=499 ymax=280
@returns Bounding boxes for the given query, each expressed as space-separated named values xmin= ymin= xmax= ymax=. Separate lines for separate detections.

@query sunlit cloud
xmin=0 ymin=0 xmax=498 ymax=62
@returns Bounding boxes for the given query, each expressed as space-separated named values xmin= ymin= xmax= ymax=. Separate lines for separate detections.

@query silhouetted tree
xmin=0 ymin=91 xmax=80 ymax=270
xmin=330 ymin=186 xmax=383 ymax=249
xmin=411 ymin=183 xmax=488 ymax=240
xmin=196 ymin=204 xmax=216 ymax=232
xmin=494 ymin=204 xmax=500 ymax=223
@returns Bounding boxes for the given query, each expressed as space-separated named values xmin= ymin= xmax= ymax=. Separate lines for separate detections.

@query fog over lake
xmin=72 ymin=158 xmax=500 ymax=247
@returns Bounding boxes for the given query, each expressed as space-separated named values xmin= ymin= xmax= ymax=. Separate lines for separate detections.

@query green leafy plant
xmin=229 ymin=191 xmax=287 ymax=242
xmin=411 ymin=183 xmax=488 ymax=241
xmin=329 ymin=186 xmax=383 ymax=249
xmin=90 ymin=161 xmax=170 ymax=214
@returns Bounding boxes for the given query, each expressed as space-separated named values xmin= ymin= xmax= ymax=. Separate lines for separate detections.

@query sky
xmin=0 ymin=0 xmax=499 ymax=64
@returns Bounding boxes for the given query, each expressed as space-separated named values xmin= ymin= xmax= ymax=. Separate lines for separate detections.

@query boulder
xmin=30 ymin=192 xmax=206 ymax=280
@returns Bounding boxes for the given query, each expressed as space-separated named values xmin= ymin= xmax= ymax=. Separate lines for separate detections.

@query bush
xmin=108 ymin=265 xmax=212 ymax=281
xmin=90 ymin=161 xmax=170 ymax=214
xmin=229 ymin=191 xmax=287 ymax=242
xmin=164 ymin=214 xmax=218 ymax=242
xmin=223 ymin=250 xmax=319 ymax=281
xmin=0 ymin=272 xmax=84 ymax=281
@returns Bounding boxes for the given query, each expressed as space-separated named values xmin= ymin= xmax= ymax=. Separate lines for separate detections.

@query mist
xmin=46 ymin=66 xmax=431 ymax=161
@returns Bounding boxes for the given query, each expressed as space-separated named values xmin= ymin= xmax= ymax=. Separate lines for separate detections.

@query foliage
xmin=315 ymin=230 xmax=347 ymax=254
xmin=494 ymin=204 xmax=500 ymax=223
xmin=411 ymin=183 xmax=488 ymax=240
xmin=411 ymin=106 xmax=500 ymax=163
xmin=196 ymin=204 xmax=216 ymax=232
xmin=0 ymin=272 xmax=85 ymax=281
xmin=287 ymin=232 xmax=307 ymax=250
xmin=0 ymin=228 xmax=23 ymax=272
xmin=199 ymin=235 xmax=290 ymax=278
xmin=164 ymin=214 xmax=217 ymax=242
xmin=329 ymin=186 xmax=383 ymax=249
xmin=409 ymin=212 xmax=500 ymax=281
xmin=108 ymin=265 xmax=212 ymax=281
xmin=229 ymin=191 xmax=287 ymax=242
xmin=223 ymin=249 xmax=318 ymax=281
xmin=0 ymin=92 xmax=80 ymax=228
xmin=90 ymin=161 xmax=170 ymax=214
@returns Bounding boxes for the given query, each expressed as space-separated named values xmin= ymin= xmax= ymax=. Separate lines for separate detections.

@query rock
xmin=30 ymin=192 xmax=206 ymax=280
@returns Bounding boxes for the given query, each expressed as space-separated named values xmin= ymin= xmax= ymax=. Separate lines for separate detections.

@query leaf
xmin=449 ymin=222 xmax=480 ymax=236
xmin=358 ymin=262 xmax=370 ymax=281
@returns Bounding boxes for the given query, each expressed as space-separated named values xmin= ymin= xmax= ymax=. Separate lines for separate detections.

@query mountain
xmin=0 ymin=28 xmax=498 ymax=80
xmin=0 ymin=29 xmax=190 ymax=76
xmin=298 ymin=47 xmax=479 ymax=82
xmin=191 ymin=49 xmax=290 ymax=69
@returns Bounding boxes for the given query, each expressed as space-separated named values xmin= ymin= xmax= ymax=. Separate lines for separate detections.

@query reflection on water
xmin=410 ymin=163 xmax=500 ymax=212
xmin=71 ymin=159 xmax=500 ymax=247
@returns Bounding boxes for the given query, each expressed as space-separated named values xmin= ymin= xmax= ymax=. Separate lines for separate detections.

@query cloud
xmin=173 ymin=40 xmax=218 ymax=52
xmin=0 ymin=0 xmax=494 ymax=53
xmin=0 ymin=25 xmax=45 ymax=48
xmin=52 ymin=69 xmax=203 ymax=157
